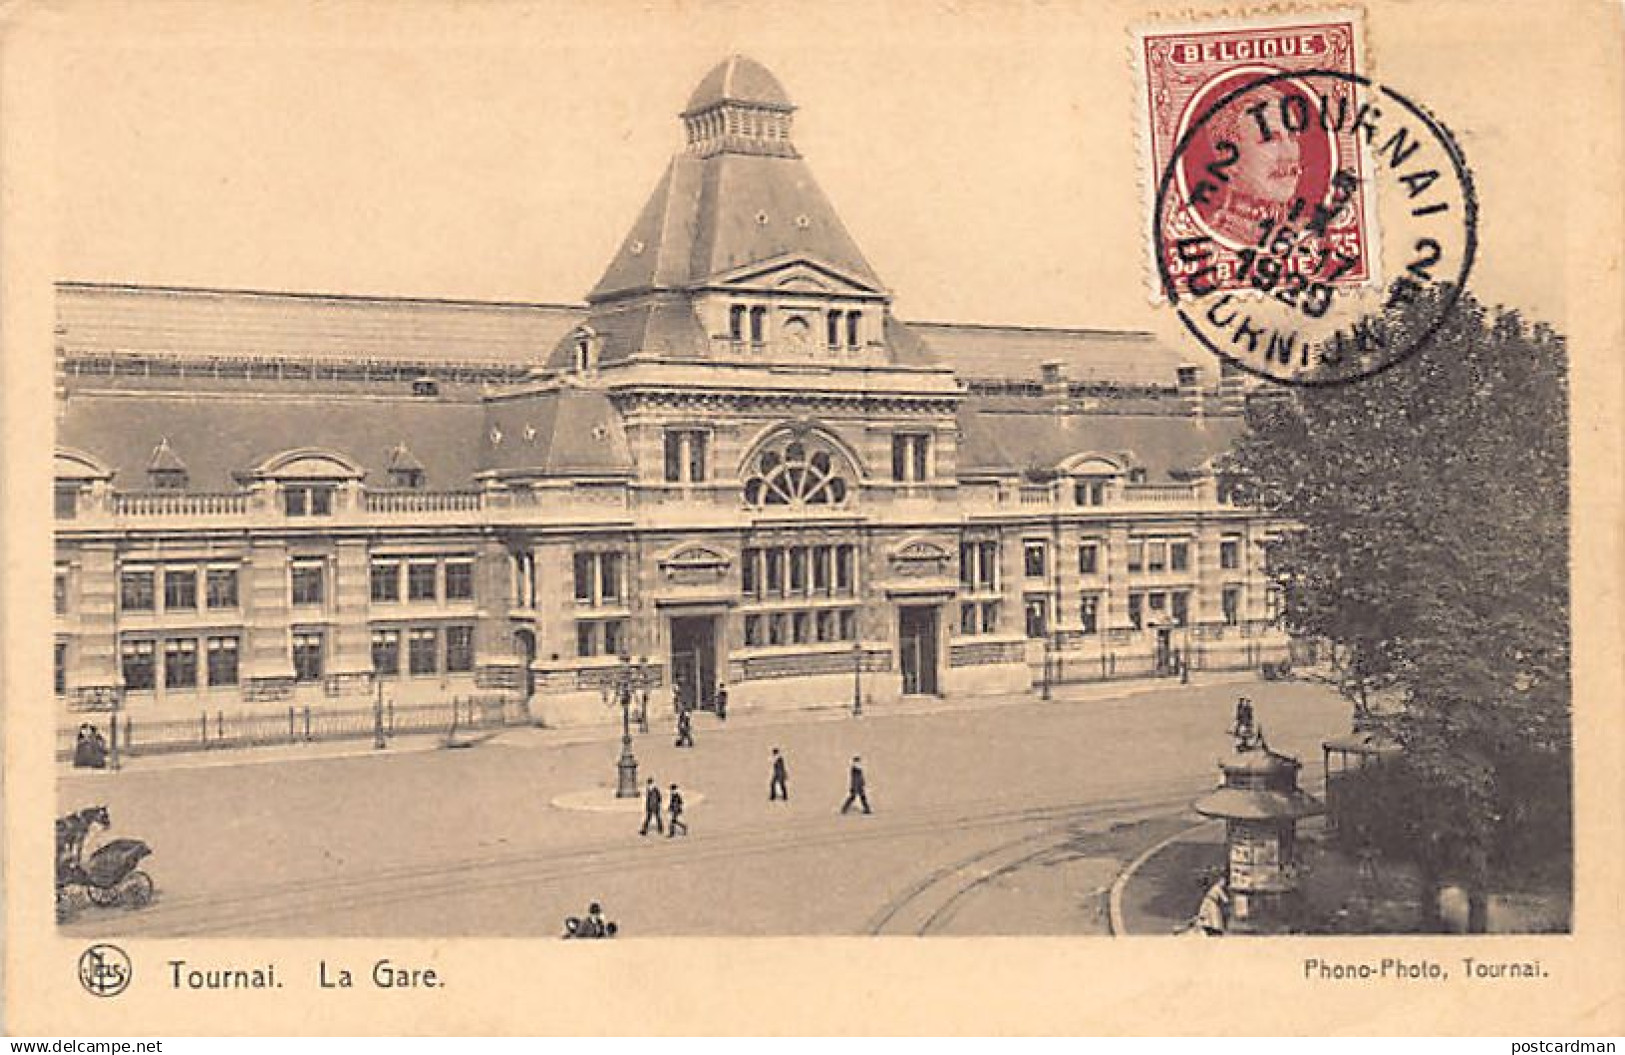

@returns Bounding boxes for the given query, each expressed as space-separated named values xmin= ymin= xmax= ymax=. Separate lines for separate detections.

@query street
xmin=59 ymin=676 xmax=1348 ymax=937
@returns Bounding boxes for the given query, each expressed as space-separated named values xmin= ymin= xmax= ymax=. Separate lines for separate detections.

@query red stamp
xmin=1136 ymin=13 xmax=1374 ymax=298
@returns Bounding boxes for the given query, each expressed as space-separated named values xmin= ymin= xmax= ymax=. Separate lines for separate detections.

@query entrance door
xmin=898 ymin=606 xmax=940 ymax=696
xmin=669 ymin=616 xmax=717 ymax=711
xmin=1155 ymin=627 xmax=1173 ymax=674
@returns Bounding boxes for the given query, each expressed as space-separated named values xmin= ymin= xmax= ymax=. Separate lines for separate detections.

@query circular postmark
xmin=77 ymin=943 xmax=132 ymax=997
xmin=1154 ymin=69 xmax=1477 ymax=387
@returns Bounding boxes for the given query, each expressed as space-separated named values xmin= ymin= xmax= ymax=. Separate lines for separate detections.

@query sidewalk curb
xmin=1108 ymin=818 xmax=1223 ymax=936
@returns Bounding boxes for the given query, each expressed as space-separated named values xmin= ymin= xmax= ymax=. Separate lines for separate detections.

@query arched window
xmin=743 ymin=432 xmax=852 ymax=508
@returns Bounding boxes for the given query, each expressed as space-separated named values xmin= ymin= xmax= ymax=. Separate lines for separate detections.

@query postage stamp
xmin=1135 ymin=11 xmax=1477 ymax=386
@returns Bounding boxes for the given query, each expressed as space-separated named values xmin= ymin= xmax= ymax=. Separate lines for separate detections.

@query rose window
xmin=742 ymin=434 xmax=851 ymax=507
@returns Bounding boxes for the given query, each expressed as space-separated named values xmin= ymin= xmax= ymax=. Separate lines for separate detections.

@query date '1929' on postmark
xmin=1135 ymin=12 xmax=1477 ymax=387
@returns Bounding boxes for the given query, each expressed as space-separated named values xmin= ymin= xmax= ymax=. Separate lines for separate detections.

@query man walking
xmin=841 ymin=755 xmax=871 ymax=814
xmin=769 ymin=747 xmax=789 ymax=802
xmin=639 ymin=778 xmax=663 ymax=836
xmin=667 ymin=783 xmax=688 ymax=837
xmin=715 ymin=682 xmax=729 ymax=722
xmin=675 ymin=708 xmax=695 ymax=748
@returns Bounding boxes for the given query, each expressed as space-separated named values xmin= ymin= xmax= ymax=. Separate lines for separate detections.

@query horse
xmin=56 ymin=805 xmax=110 ymax=878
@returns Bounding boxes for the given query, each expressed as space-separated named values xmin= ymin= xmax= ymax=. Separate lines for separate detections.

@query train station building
xmin=52 ymin=56 xmax=1288 ymax=734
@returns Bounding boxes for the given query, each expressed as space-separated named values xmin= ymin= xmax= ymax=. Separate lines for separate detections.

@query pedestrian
xmin=841 ymin=755 xmax=871 ymax=814
xmin=675 ymin=707 xmax=694 ymax=748
xmin=667 ymin=783 xmax=688 ymax=837
xmin=715 ymin=682 xmax=729 ymax=722
xmin=769 ymin=747 xmax=789 ymax=802
xmin=583 ymin=902 xmax=609 ymax=937
xmin=639 ymin=778 xmax=664 ymax=836
xmin=1197 ymin=875 xmax=1230 ymax=936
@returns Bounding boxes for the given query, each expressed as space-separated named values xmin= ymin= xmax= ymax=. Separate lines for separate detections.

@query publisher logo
xmin=78 ymin=943 xmax=132 ymax=997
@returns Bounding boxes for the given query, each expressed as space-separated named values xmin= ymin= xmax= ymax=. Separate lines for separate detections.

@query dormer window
xmin=571 ymin=327 xmax=598 ymax=375
xmin=412 ymin=377 xmax=439 ymax=398
xmin=150 ymin=469 xmax=188 ymax=491
xmin=284 ymin=485 xmax=334 ymax=517
xmin=385 ymin=443 xmax=427 ymax=490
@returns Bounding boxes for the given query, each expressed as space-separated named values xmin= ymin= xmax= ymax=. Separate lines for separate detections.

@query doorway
xmin=669 ymin=616 xmax=718 ymax=711
xmin=513 ymin=628 xmax=537 ymax=702
xmin=1155 ymin=627 xmax=1173 ymax=674
xmin=898 ymin=605 xmax=940 ymax=696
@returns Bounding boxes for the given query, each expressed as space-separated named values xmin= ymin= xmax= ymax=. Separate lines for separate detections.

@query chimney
xmin=1176 ymin=363 xmax=1204 ymax=419
xmin=1040 ymin=360 xmax=1068 ymax=399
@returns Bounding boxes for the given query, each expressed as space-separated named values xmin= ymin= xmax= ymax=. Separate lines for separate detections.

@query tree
xmin=1223 ymin=286 xmax=1571 ymax=931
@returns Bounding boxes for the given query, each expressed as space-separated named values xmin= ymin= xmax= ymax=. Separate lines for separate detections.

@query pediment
xmin=889 ymin=537 xmax=953 ymax=565
xmin=705 ymin=255 xmax=886 ymax=297
xmin=657 ymin=544 xmax=732 ymax=586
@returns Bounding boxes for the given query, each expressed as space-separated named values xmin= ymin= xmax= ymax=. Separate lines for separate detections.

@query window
xmin=1128 ymin=593 xmax=1145 ymax=631
xmin=789 ymin=548 xmax=807 ymax=592
xmin=444 ymin=560 xmax=474 ymax=602
xmin=792 ymin=612 xmax=809 ymax=645
xmin=839 ymin=610 xmax=856 ymax=641
xmin=603 ymin=620 xmax=627 ymax=658
xmin=54 ymin=484 xmax=79 ymax=520
xmin=293 ymin=632 xmax=325 ymax=682
xmin=371 ymin=560 xmax=401 ymax=603
xmin=409 ymin=628 xmax=438 ymax=675
xmin=1024 ymin=540 xmax=1048 ymax=579
xmin=1147 ymin=540 xmax=1168 ymax=573
xmin=164 ymin=569 xmax=197 ymax=611
xmin=1172 ymin=591 xmax=1190 ymax=627
xmin=206 ymin=568 xmax=239 ymax=609
xmin=743 ymin=434 xmax=851 ymax=507
xmin=574 ymin=553 xmax=594 ymax=602
xmin=1024 ymin=596 xmax=1049 ymax=639
xmin=891 ymin=434 xmax=930 ymax=483
xmin=372 ymin=630 xmax=401 ymax=676
xmin=742 ymin=549 xmax=759 ymax=595
xmin=981 ymin=602 xmax=998 ymax=634
xmin=55 ymin=642 xmax=67 ymax=695
xmin=164 ymin=638 xmax=198 ymax=689
xmin=389 ymin=467 xmax=425 ymax=489
xmin=826 ymin=311 xmax=842 ymax=349
xmin=407 ymin=561 xmax=438 ymax=602
xmin=730 ymin=304 xmax=747 ymax=343
xmin=1221 ymin=538 xmax=1241 ymax=570
xmin=120 ymin=569 xmax=155 ymax=612
xmin=1074 ymin=479 xmax=1106 ymax=506
xmin=1148 ymin=591 xmax=1167 ymax=614
xmin=577 ymin=622 xmax=596 ymax=658
xmin=412 ymin=377 xmax=439 ymax=398
xmin=1080 ymin=595 xmax=1100 ymax=635
xmin=769 ymin=613 xmax=787 ymax=646
xmin=121 ymin=639 xmax=155 ymax=691
xmin=744 ymin=614 xmax=763 ymax=647
xmin=291 ymin=561 xmax=325 ymax=606
xmin=150 ymin=468 xmax=187 ymax=491
xmin=207 ymin=636 xmax=239 ymax=687
xmin=55 ymin=568 xmax=68 ymax=616
xmin=1222 ymin=587 xmax=1241 ymax=626
xmin=599 ymin=553 xmax=622 ymax=603
xmin=765 ymin=550 xmax=784 ymax=593
xmin=960 ymin=540 xmax=998 ymax=591
xmin=960 ymin=602 xmax=998 ymax=636
xmin=663 ymin=430 xmax=709 ymax=484
xmin=816 ymin=609 xmax=835 ymax=642
xmin=1171 ymin=542 xmax=1190 ymax=573
xmin=846 ymin=311 xmax=861 ymax=349
xmin=1079 ymin=542 xmax=1099 ymax=575
xmin=446 ymin=626 xmax=475 ymax=673
xmin=749 ymin=306 xmax=766 ymax=346
xmin=284 ymin=485 xmax=334 ymax=517
xmin=1128 ymin=541 xmax=1146 ymax=573
xmin=812 ymin=547 xmax=831 ymax=592
xmin=835 ymin=545 xmax=854 ymax=592
xmin=960 ymin=603 xmax=978 ymax=636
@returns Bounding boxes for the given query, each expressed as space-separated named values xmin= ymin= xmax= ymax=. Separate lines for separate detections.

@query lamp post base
xmin=615 ymin=738 xmax=640 ymax=799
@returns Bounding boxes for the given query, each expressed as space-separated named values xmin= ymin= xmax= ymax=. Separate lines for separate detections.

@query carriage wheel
xmin=87 ymin=883 xmax=119 ymax=907
xmin=121 ymin=871 xmax=155 ymax=908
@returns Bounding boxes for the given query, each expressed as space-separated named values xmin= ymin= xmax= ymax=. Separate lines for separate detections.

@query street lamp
xmin=1040 ymin=627 xmax=1054 ymax=701
xmin=601 ymin=652 xmax=641 ymax=798
xmin=851 ymin=639 xmax=863 ymax=717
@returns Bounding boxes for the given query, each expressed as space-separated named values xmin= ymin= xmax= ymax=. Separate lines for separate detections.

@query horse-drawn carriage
xmin=56 ymin=806 xmax=154 ymax=916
